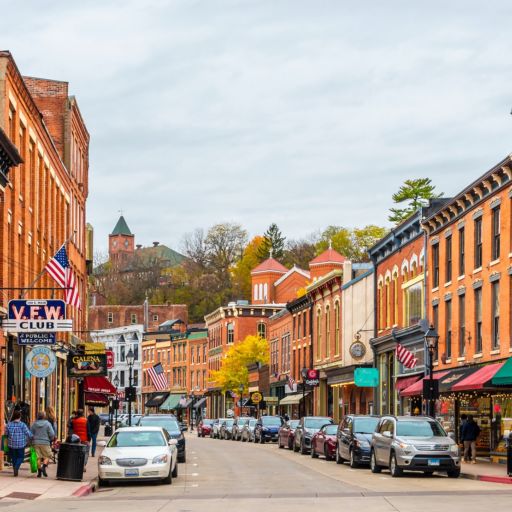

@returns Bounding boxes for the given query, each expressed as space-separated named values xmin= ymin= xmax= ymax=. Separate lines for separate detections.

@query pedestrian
xmin=71 ymin=409 xmax=90 ymax=470
xmin=461 ymin=414 xmax=481 ymax=464
xmin=459 ymin=413 xmax=468 ymax=460
xmin=87 ymin=407 xmax=100 ymax=457
xmin=5 ymin=410 xmax=32 ymax=477
xmin=46 ymin=406 xmax=58 ymax=437
xmin=30 ymin=412 xmax=55 ymax=478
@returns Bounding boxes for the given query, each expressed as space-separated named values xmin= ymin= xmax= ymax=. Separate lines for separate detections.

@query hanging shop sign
xmin=18 ymin=332 xmax=56 ymax=345
xmin=67 ymin=353 xmax=107 ymax=377
xmin=251 ymin=391 xmax=263 ymax=404
xmin=106 ymin=350 xmax=114 ymax=369
xmin=354 ymin=368 xmax=379 ymax=388
xmin=3 ymin=300 xmax=72 ymax=333
xmin=25 ymin=346 xmax=57 ymax=378
xmin=305 ymin=369 xmax=320 ymax=387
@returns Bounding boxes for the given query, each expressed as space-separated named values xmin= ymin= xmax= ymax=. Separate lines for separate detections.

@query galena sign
xmin=2 ymin=300 xmax=72 ymax=333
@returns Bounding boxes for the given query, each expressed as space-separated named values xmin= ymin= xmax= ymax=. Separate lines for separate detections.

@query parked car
xmin=212 ymin=418 xmax=227 ymax=439
xmin=197 ymin=419 xmax=215 ymax=437
xmin=277 ymin=420 xmax=300 ymax=449
xmin=98 ymin=427 xmax=178 ymax=486
xmin=336 ymin=415 xmax=380 ymax=467
xmin=294 ymin=416 xmax=333 ymax=454
xmin=311 ymin=423 xmax=338 ymax=460
xmin=232 ymin=417 xmax=250 ymax=441
xmin=138 ymin=415 xmax=186 ymax=463
xmin=254 ymin=416 xmax=283 ymax=443
xmin=220 ymin=419 xmax=235 ymax=440
xmin=370 ymin=415 xmax=460 ymax=478
xmin=240 ymin=418 xmax=257 ymax=442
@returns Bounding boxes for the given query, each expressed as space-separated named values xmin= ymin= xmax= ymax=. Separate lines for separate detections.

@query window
xmin=445 ymin=236 xmax=452 ymax=283
xmin=325 ymin=305 xmax=330 ymax=358
xmin=492 ymin=281 xmax=500 ymax=349
xmin=492 ymin=207 xmax=500 ymax=260
xmin=432 ymin=304 xmax=439 ymax=361
xmin=445 ymin=300 xmax=452 ymax=359
xmin=131 ymin=314 xmax=137 ymax=324
xmin=196 ymin=346 xmax=200 ymax=363
xmin=257 ymin=322 xmax=266 ymax=339
xmin=270 ymin=340 xmax=278 ymax=375
xmin=385 ymin=280 xmax=390 ymax=327
xmin=393 ymin=277 xmax=399 ymax=326
xmin=459 ymin=227 xmax=465 ymax=276
xmin=108 ymin=312 xmax=113 ymax=324
xmin=281 ymin=334 xmax=290 ymax=372
xmin=475 ymin=287 xmax=483 ymax=353
xmin=254 ymin=284 xmax=258 ymax=301
xmin=405 ymin=282 xmax=423 ymax=326
xmin=316 ymin=309 xmax=322 ymax=360
xmin=458 ymin=294 xmax=466 ymax=357
xmin=334 ymin=301 xmax=340 ymax=355
xmin=191 ymin=347 xmax=195 ymax=364
xmin=153 ymin=314 xmax=158 ymax=322
xmin=120 ymin=345 xmax=125 ymax=362
xmin=227 ymin=323 xmax=234 ymax=344
xmin=303 ymin=311 xmax=307 ymax=337
xmin=297 ymin=315 xmax=301 ymax=340
xmin=120 ymin=371 xmax=125 ymax=387
xmin=474 ymin=218 xmax=483 ymax=269
xmin=133 ymin=345 xmax=139 ymax=361
xmin=432 ymin=244 xmax=440 ymax=287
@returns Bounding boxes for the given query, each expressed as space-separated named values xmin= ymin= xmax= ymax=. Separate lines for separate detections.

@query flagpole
xmin=21 ymin=230 xmax=77 ymax=299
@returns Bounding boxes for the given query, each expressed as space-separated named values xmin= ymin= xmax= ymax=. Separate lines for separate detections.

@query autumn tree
xmin=231 ymin=236 xmax=266 ymax=299
xmin=389 ymin=178 xmax=443 ymax=224
xmin=282 ymin=235 xmax=318 ymax=269
xmin=257 ymin=223 xmax=286 ymax=260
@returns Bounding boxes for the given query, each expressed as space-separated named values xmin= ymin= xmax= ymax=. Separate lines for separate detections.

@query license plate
xmin=428 ymin=459 xmax=440 ymax=466
xmin=125 ymin=468 xmax=139 ymax=477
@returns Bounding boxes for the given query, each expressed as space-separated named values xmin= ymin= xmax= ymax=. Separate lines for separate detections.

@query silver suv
xmin=370 ymin=416 xmax=460 ymax=478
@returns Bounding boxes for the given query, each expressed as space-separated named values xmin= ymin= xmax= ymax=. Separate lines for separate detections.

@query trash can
xmin=507 ymin=432 xmax=512 ymax=477
xmin=56 ymin=443 xmax=88 ymax=481
xmin=104 ymin=424 xmax=112 ymax=437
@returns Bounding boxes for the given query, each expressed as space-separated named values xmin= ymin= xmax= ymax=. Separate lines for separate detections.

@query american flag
xmin=44 ymin=245 xmax=81 ymax=308
xmin=287 ymin=374 xmax=296 ymax=390
xmin=148 ymin=363 xmax=168 ymax=391
xmin=395 ymin=343 xmax=418 ymax=369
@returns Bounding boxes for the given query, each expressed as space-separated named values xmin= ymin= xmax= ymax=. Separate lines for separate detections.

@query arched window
xmin=254 ymin=284 xmax=258 ymax=301
xmin=325 ymin=305 xmax=331 ymax=359
xmin=263 ymin=283 xmax=268 ymax=302
xmin=258 ymin=283 xmax=263 ymax=300
xmin=316 ymin=309 xmax=322 ymax=360
xmin=385 ymin=279 xmax=391 ymax=328
xmin=393 ymin=276 xmax=399 ymax=326
xmin=334 ymin=301 xmax=340 ymax=355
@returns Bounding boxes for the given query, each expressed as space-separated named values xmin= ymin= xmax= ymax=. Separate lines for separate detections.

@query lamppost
xmin=126 ymin=348 xmax=135 ymax=426
xmin=301 ymin=367 xmax=308 ymax=418
xmin=113 ymin=374 xmax=120 ymax=430
xmin=239 ymin=384 xmax=244 ymax=417
xmin=425 ymin=325 xmax=439 ymax=418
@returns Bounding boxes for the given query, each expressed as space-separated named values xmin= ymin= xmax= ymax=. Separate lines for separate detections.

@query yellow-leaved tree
xmin=210 ymin=335 xmax=270 ymax=395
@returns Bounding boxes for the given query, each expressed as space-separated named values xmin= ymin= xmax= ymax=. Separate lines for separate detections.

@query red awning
xmin=84 ymin=392 xmax=109 ymax=406
xmin=451 ymin=363 xmax=504 ymax=392
xmin=400 ymin=371 xmax=450 ymax=397
xmin=395 ymin=374 xmax=422 ymax=392
xmin=84 ymin=376 xmax=117 ymax=395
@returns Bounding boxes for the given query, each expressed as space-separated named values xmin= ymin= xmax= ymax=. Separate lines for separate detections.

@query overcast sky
xmin=3 ymin=1 xmax=512 ymax=253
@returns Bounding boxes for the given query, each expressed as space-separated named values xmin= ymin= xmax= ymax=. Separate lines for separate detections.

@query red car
xmin=197 ymin=418 xmax=215 ymax=437
xmin=278 ymin=420 xmax=300 ymax=449
xmin=310 ymin=423 xmax=338 ymax=461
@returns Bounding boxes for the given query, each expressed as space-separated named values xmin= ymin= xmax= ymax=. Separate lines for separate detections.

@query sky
xmin=2 ymin=0 xmax=512 ymax=253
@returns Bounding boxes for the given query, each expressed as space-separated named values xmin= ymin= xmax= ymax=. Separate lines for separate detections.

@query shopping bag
xmin=1 ymin=435 xmax=8 ymax=454
xmin=29 ymin=447 xmax=38 ymax=473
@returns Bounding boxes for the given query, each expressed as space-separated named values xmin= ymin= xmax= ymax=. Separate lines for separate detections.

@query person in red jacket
xmin=71 ymin=409 xmax=91 ymax=469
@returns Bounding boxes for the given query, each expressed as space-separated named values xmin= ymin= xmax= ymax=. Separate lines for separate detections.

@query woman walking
xmin=30 ymin=412 xmax=55 ymax=477
xmin=5 ymin=411 xmax=32 ymax=477
xmin=46 ymin=406 xmax=57 ymax=438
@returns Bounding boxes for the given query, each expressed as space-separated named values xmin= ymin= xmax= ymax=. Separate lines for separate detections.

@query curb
xmin=460 ymin=472 xmax=512 ymax=485
xmin=72 ymin=479 xmax=97 ymax=497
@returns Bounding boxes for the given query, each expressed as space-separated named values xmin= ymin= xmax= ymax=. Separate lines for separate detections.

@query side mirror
xmin=97 ymin=440 xmax=107 ymax=447
xmin=383 ymin=431 xmax=392 ymax=438
xmin=168 ymin=438 xmax=178 ymax=446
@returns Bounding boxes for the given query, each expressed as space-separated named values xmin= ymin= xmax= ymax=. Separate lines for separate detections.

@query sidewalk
xmin=460 ymin=459 xmax=512 ymax=484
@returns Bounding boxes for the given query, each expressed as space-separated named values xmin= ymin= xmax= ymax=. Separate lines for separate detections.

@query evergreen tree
xmin=257 ymin=223 xmax=286 ymax=260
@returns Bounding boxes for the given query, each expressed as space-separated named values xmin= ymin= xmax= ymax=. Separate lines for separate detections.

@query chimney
xmin=153 ymin=241 xmax=159 ymax=247
xmin=136 ymin=244 xmax=142 ymax=250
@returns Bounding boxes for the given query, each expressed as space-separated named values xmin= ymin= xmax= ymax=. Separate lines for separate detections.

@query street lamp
xmin=301 ymin=367 xmax=308 ymax=418
xmin=238 ymin=384 xmax=244 ymax=417
xmin=126 ymin=348 xmax=135 ymax=426
xmin=113 ymin=374 xmax=120 ymax=430
xmin=424 ymin=325 xmax=439 ymax=418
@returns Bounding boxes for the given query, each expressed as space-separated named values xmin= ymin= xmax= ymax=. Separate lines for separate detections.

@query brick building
xmin=0 ymin=51 xmax=89 ymax=440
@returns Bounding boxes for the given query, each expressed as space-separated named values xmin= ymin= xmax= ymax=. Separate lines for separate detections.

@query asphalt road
xmin=5 ymin=432 xmax=512 ymax=512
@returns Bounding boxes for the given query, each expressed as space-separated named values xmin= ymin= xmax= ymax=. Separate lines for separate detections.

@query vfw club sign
xmin=2 ymin=300 xmax=72 ymax=333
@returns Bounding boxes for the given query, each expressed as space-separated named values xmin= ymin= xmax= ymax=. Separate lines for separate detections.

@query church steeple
xmin=111 ymin=215 xmax=132 ymax=236
xmin=109 ymin=215 xmax=135 ymax=265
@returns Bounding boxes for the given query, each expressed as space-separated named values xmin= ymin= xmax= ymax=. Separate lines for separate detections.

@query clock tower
xmin=109 ymin=215 xmax=135 ymax=266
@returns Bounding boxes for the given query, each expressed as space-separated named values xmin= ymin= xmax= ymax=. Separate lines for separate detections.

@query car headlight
xmin=152 ymin=454 xmax=169 ymax=464
xmin=450 ymin=444 xmax=459 ymax=455
xmin=98 ymin=456 xmax=112 ymax=465
xmin=398 ymin=442 xmax=412 ymax=454
xmin=262 ymin=427 xmax=269 ymax=432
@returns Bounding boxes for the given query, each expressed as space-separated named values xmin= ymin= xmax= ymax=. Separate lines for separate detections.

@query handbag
xmin=29 ymin=447 xmax=38 ymax=473
xmin=1 ymin=435 xmax=8 ymax=454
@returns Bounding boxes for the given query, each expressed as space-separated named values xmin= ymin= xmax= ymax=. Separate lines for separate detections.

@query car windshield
xmin=396 ymin=420 xmax=446 ymax=438
xmin=202 ymin=419 xmax=214 ymax=425
xmin=305 ymin=418 xmax=332 ymax=429
xmin=224 ymin=420 xmax=234 ymax=426
xmin=288 ymin=420 xmax=299 ymax=429
xmin=237 ymin=419 xmax=249 ymax=426
xmin=249 ymin=419 xmax=257 ymax=427
xmin=353 ymin=418 xmax=379 ymax=434
xmin=323 ymin=425 xmax=338 ymax=435
xmin=262 ymin=417 xmax=281 ymax=426
xmin=139 ymin=417 xmax=180 ymax=433
xmin=108 ymin=430 xmax=166 ymax=447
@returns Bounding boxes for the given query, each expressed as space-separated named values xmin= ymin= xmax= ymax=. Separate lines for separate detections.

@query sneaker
xmin=42 ymin=465 xmax=48 ymax=477
xmin=37 ymin=469 xmax=42 ymax=478
xmin=471 ymin=460 xmax=476 ymax=464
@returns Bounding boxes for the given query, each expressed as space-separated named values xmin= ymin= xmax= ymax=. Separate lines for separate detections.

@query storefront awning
xmin=395 ymin=374 xmax=422 ymax=392
xmin=145 ymin=392 xmax=170 ymax=408
xmin=178 ymin=398 xmax=193 ymax=409
xmin=279 ymin=392 xmax=310 ymax=405
xmin=400 ymin=371 xmax=450 ymax=397
xmin=451 ymin=362 xmax=504 ymax=391
xmin=84 ymin=392 xmax=109 ymax=406
xmin=84 ymin=376 xmax=117 ymax=395
xmin=492 ymin=358 xmax=512 ymax=386
xmin=160 ymin=393 xmax=182 ymax=411
xmin=193 ymin=397 xmax=207 ymax=409
xmin=438 ymin=366 xmax=480 ymax=393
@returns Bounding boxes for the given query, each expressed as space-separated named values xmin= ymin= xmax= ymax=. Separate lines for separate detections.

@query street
xmin=3 ymin=434 xmax=512 ymax=512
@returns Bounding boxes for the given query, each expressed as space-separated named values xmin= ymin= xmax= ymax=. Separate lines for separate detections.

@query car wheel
xmin=172 ymin=461 xmax=178 ymax=478
xmin=336 ymin=445 xmax=345 ymax=465
xmin=389 ymin=452 xmax=402 ymax=478
xmin=162 ymin=467 xmax=173 ymax=485
xmin=300 ymin=441 xmax=308 ymax=455
xmin=260 ymin=435 xmax=265 ymax=444
xmin=324 ymin=446 xmax=333 ymax=462
xmin=447 ymin=469 xmax=461 ymax=478
xmin=349 ymin=449 xmax=358 ymax=468
xmin=310 ymin=446 xmax=318 ymax=458
xmin=370 ymin=450 xmax=381 ymax=473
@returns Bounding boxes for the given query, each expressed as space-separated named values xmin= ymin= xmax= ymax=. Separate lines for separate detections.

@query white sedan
xmin=98 ymin=426 xmax=178 ymax=485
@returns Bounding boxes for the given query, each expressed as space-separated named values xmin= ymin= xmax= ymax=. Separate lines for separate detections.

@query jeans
xmin=463 ymin=440 xmax=476 ymax=461
xmin=10 ymin=448 xmax=25 ymax=471
xmin=90 ymin=433 xmax=98 ymax=457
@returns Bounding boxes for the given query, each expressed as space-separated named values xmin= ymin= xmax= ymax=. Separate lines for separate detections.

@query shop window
xmin=474 ymin=218 xmax=483 ymax=269
xmin=492 ymin=206 xmax=501 ymax=261
xmin=491 ymin=281 xmax=500 ymax=349
xmin=458 ymin=294 xmax=466 ymax=357
xmin=459 ymin=227 xmax=465 ymax=276
xmin=432 ymin=243 xmax=440 ymax=287
xmin=405 ymin=282 xmax=423 ymax=327
xmin=445 ymin=236 xmax=452 ymax=283
xmin=432 ymin=304 xmax=439 ymax=361
xmin=334 ymin=301 xmax=340 ymax=355
xmin=445 ymin=299 xmax=452 ymax=359
xmin=475 ymin=287 xmax=483 ymax=353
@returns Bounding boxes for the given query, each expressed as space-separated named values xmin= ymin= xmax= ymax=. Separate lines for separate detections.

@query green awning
xmin=160 ymin=393 xmax=182 ymax=411
xmin=492 ymin=358 xmax=512 ymax=386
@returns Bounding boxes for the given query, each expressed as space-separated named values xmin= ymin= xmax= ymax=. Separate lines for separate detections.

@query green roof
xmin=188 ymin=331 xmax=207 ymax=340
xmin=111 ymin=216 xmax=132 ymax=236
xmin=492 ymin=357 xmax=512 ymax=386
xmin=135 ymin=245 xmax=185 ymax=267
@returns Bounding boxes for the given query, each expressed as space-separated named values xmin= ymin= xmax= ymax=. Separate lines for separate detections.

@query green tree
xmin=257 ymin=223 xmax=286 ymax=260
xmin=282 ymin=234 xmax=319 ymax=269
xmin=231 ymin=236 xmax=266 ymax=299
xmin=389 ymin=178 xmax=442 ymax=224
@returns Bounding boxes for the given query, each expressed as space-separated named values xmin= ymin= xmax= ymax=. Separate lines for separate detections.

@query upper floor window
xmin=152 ymin=314 xmax=158 ymax=322
xmin=131 ymin=313 xmax=137 ymax=324
xmin=432 ymin=243 xmax=440 ymax=287
xmin=334 ymin=301 xmax=340 ymax=355
xmin=491 ymin=281 xmax=500 ymax=349
xmin=474 ymin=287 xmax=483 ymax=353
xmin=107 ymin=312 xmax=113 ymax=324
xmin=458 ymin=227 xmax=465 ymax=276
xmin=316 ymin=309 xmax=322 ymax=360
xmin=492 ymin=206 xmax=500 ymax=261
xmin=325 ymin=305 xmax=331 ymax=359
xmin=227 ymin=323 xmax=234 ymax=344
xmin=445 ymin=236 xmax=452 ymax=283
xmin=474 ymin=218 xmax=483 ymax=269
xmin=445 ymin=299 xmax=452 ymax=359
xmin=405 ymin=282 xmax=423 ymax=327
xmin=458 ymin=294 xmax=466 ymax=357
xmin=257 ymin=322 xmax=266 ymax=339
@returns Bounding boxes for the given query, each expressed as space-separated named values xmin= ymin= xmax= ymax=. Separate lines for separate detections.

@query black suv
xmin=293 ymin=416 xmax=333 ymax=454
xmin=336 ymin=415 xmax=380 ymax=467
xmin=138 ymin=414 xmax=187 ymax=463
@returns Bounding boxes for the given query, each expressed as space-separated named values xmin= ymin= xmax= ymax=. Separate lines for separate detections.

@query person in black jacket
xmin=87 ymin=407 xmax=101 ymax=457
xmin=461 ymin=415 xmax=481 ymax=464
